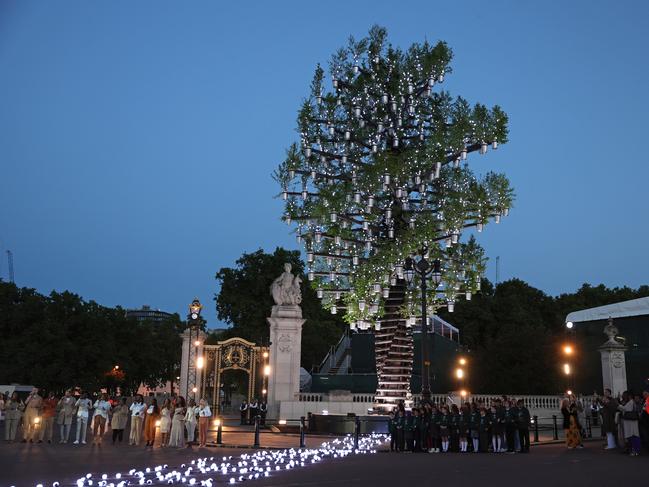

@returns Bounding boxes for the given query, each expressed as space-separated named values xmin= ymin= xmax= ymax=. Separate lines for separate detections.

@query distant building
xmin=126 ymin=305 xmax=173 ymax=323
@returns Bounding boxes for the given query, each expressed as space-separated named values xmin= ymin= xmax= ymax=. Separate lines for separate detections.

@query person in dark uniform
xmin=412 ymin=408 xmax=422 ymax=452
xmin=404 ymin=410 xmax=414 ymax=452
xmin=503 ymin=400 xmax=517 ymax=453
xmin=420 ymin=405 xmax=431 ymax=453
xmin=388 ymin=410 xmax=397 ymax=452
xmin=249 ymin=398 xmax=259 ymax=425
xmin=469 ymin=403 xmax=480 ymax=453
xmin=239 ymin=400 xmax=248 ymax=425
xmin=395 ymin=409 xmax=405 ymax=452
xmin=459 ymin=403 xmax=470 ymax=452
xmin=259 ymin=401 xmax=268 ymax=426
xmin=516 ymin=399 xmax=531 ymax=453
xmin=429 ymin=405 xmax=441 ymax=453
xmin=449 ymin=404 xmax=460 ymax=452
xmin=478 ymin=407 xmax=491 ymax=452
xmin=439 ymin=406 xmax=450 ymax=452
xmin=491 ymin=403 xmax=504 ymax=452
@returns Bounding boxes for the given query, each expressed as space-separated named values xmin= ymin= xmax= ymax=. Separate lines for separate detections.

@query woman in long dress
xmin=168 ymin=396 xmax=186 ymax=448
xmin=618 ymin=391 xmax=641 ymax=456
xmin=184 ymin=398 xmax=198 ymax=447
xmin=159 ymin=399 xmax=172 ymax=447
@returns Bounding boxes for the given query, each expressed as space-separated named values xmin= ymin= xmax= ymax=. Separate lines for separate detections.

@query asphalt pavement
xmin=1 ymin=436 xmax=647 ymax=487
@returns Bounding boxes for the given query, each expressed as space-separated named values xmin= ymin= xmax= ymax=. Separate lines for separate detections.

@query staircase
xmin=318 ymin=331 xmax=351 ymax=375
xmin=373 ymin=281 xmax=413 ymax=411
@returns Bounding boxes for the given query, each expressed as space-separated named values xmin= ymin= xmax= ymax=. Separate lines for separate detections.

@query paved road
xmin=0 ymin=438 xmax=646 ymax=487
xmin=251 ymin=443 xmax=646 ymax=487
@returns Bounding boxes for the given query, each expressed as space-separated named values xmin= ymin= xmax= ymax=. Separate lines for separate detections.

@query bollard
xmin=586 ymin=416 xmax=592 ymax=438
xmin=552 ymin=415 xmax=559 ymax=440
xmin=300 ymin=416 xmax=306 ymax=448
xmin=217 ymin=420 xmax=223 ymax=445
xmin=533 ymin=415 xmax=539 ymax=443
xmin=354 ymin=416 xmax=360 ymax=450
xmin=253 ymin=415 xmax=260 ymax=448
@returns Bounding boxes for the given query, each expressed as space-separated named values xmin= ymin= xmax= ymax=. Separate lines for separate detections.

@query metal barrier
xmin=207 ymin=414 xmax=600 ymax=450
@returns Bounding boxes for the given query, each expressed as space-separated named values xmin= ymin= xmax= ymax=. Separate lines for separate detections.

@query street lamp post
xmin=187 ymin=298 xmax=203 ymax=399
xmin=404 ymin=248 xmax=442 ymax=404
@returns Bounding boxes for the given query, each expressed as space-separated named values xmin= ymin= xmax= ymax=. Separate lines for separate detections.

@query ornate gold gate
xmin=200 ymin=337 xmax=267 ymax=414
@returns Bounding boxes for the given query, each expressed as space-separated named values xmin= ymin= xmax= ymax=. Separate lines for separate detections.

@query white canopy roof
xmin=566 ymin=296 xmax=649 ymax=324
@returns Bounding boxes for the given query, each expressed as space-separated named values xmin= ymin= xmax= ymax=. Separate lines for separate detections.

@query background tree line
xmin=0 ymin=281 xmax=182 ymax=394
xmin=214 ymin=248 xmax=649 ymax=394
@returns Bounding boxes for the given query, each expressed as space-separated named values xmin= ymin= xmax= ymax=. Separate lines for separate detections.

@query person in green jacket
xmin=404 ymin=411 xmax=414 ymax=452
xmin=412 ymin=408 xmax=422 ymax=452
xmin=469 ymin=403 xmax=481 ymax=453
xmin=388 ymin=410 xmax=397 ymax=452
xmin=478 ymin=407 xmax=491 ymax=452
xmin=395 ymin=409 xmax=405 ymax=452
xmin=503 ymin=400 xmax=518 ymax=453
xmin=439 ymin=406 xmax=450 ymax=452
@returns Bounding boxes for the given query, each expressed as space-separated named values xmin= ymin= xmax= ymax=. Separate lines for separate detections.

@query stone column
xmin=180 ymin=328 xmax=207 ymax=400
xmin=599 ymin=318 xmax=628 ymax=396
xmin=267 ymin=305 xmax=306 ymax=419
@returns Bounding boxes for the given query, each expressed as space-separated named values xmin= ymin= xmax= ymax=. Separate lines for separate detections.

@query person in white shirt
xmin=197 ymin=398 xmax=212 ymax=447
xmin=184 ymin=398 xmax=198 ymax=446
xmin=74 ymin=393 xmax=92 ymax=445
xmin=129 ymin=395 xmax=146 ymax=445
xmin=92 ymin=393 xmax=111 ymax=444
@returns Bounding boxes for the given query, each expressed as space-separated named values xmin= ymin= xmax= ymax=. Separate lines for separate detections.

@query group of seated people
xmin=388 ymin=398 xmax=531 ymax=453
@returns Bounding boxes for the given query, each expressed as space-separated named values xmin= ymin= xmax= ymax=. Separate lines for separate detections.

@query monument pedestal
xmin=599 ymin=340 xmax=628 ymax=397
xmin=599 ymin=318 xmax=627 ymax=396
xmin=267 ymin=305 xmax=305 ymax=419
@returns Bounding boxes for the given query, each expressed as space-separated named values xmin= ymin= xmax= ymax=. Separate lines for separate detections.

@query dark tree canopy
xmin=0 ymin=281 xmax=182 ymax=394
xmin=439 ymin=279 xmax=649 ymax=394
xmin=214 ymin=247 xmax=345 ymax=369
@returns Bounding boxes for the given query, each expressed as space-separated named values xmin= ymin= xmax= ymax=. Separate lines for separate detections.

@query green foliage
xmin=275 ymin=25 xmax=515 ymax=328
xmin=439 ymin=278 xmax=649 ymax=394
xmin=214 ymin=248 xmax=346 ymax=369
xmin=0 ymin=281 xmax=182 ymax=394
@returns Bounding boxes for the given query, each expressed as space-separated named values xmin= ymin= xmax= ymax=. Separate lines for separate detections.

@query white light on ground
xmin=63 ymin=432 xmax=388 ymax=487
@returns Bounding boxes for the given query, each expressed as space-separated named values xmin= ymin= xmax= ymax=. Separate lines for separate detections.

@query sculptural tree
xmin=275 ymin=26 xmax=514 ymax=408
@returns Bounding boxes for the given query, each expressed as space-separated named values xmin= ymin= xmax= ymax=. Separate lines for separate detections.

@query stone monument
xmin=599 ymin=317 xmax=628 ymax=396
xmin=267 ymin=263 xmax=306 ymax=419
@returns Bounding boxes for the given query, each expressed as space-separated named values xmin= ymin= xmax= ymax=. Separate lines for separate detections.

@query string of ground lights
xmin=27 ymin=434 xmax=388 ymax=487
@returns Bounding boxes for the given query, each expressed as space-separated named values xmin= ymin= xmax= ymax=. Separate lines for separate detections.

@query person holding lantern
xmin=21 ymin=387 xmax=42 ymax=443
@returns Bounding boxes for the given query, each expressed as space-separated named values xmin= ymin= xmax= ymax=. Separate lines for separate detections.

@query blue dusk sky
xmin=1 ymin=0 xmax=648 ymax=328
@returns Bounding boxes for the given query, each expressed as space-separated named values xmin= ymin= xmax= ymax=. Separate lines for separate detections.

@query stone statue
xmin=603 ymin=316 xmax=619 ymax=345
xmin=271 ymin=263 xmax=302 ymax=306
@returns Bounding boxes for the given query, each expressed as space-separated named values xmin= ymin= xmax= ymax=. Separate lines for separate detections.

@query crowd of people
xmin=0 ymin=388 xmax=214 ymax=448
xmin=585 ymin=388 xmax=649 ymax=456
xmin=387 ymin=389 xmax=649 ymax=456
xmin=388 ymin=397 xmax=532 ymax=454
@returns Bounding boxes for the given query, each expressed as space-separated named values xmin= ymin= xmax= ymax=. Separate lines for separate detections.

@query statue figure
xmin=603 ymin=316 xmax=619 ymax=345
xmin=271 ymin=263 xmax=302 ymax=306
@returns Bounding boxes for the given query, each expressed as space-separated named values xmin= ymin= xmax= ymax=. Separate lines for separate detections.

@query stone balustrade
xmin=280 ymin=392 xmax=596 ymax=420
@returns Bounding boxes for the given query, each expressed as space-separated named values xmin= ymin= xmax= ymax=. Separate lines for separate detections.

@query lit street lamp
xmin=404 ymin=249 xmax=442 ymax=403
xmin=187 ymin=298 xmax=203 ymax=399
